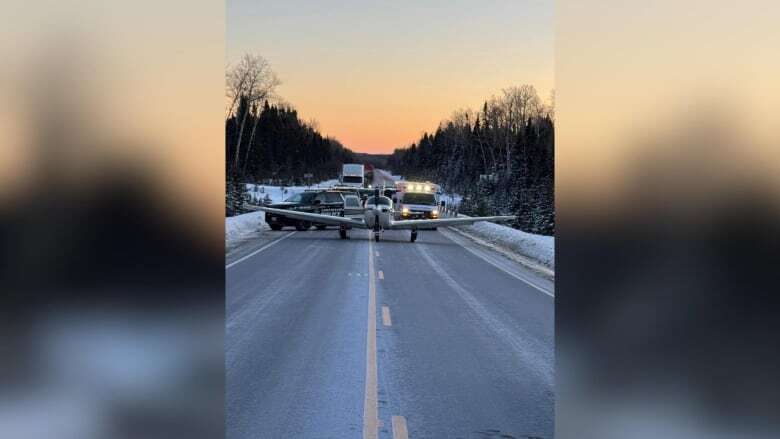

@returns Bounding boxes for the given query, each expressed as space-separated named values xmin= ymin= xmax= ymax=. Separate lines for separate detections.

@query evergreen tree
xmin=387 ymin=86 xmax=555 ymax=235
xmin=226 ymin=99 xmax=356 ymax=216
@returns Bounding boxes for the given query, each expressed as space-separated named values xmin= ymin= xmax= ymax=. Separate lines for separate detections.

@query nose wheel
xmin=410 ymin=229 xmax=418 ymax=242
xmin=373 ymin=214 xmax=381 ymax=241
xmin=339 ymin=226 xmax=348 ymax=239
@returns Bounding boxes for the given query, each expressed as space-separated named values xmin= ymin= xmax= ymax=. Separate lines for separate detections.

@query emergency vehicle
xmin=392 ymin=181 xmax=443 ymax=221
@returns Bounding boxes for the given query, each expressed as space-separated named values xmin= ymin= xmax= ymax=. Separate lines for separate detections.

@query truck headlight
xmin=430 ymin=210 xmax=439 ymax=217
xmin=402 ymin=207 xmax=410 ymax=214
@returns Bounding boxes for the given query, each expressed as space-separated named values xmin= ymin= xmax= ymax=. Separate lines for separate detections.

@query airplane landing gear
xmin=339 ymin=226 xmax=348 ymax=239
xmin=410 ymin=229 xmax=418 ymax=243
xmin=373 ymin=217 xmax=381 ymax=242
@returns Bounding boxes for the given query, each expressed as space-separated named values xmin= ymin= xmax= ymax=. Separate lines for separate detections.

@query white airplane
xmin=255 ymin=190 xmax=515 ymax=242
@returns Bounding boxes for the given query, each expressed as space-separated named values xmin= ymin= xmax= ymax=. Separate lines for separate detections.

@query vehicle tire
xmin=339 ymin=229 xmax=348 ymax=239
xmin=316 ymin=224 xmax=327 ymax=230
xmin=270 ymin=224 xmax=283 ymax=231
xmin=295 ymin=221 xmax=310 ymax=231
xmin=410 ymin=231 xmax=418 ymax=242
xmin=431 ymin=227 xmax=438 ymax=231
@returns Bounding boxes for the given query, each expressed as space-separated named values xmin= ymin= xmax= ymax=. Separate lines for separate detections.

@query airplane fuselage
xmin=363 ymin=206 xmax=394 ymax=231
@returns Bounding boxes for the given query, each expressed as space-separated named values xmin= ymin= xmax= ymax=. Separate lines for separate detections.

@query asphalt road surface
xmin=226 ymin=226 xmax=554 ymax=439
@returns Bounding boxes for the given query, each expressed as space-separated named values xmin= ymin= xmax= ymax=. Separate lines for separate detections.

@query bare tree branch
xmin=226 ymin=54 xmax=281 ymax=172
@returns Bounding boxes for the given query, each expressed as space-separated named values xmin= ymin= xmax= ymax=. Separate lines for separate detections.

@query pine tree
xmin=386 ymin=85 xmax=554 ymax=235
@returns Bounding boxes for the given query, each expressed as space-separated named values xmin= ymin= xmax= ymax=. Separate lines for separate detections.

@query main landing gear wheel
xmin=410 ymin=230 xmax=418 ymax=242
xmin=295 ymin=221 xmax=311 ymax=231
xmin=339 ymin=229 xmax=348 ymax=239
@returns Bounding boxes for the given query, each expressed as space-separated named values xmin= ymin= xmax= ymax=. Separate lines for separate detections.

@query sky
xmin=227 ymin=0 xmax=553 ymax=153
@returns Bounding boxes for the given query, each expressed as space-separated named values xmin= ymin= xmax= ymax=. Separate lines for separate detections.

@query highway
xmin=226 ymin=226 xmax=554 ymax=439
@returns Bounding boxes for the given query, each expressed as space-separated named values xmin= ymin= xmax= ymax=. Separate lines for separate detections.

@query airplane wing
xmin=388 ymin=215 xmax=516 ymax=229
xmin=256 ymin=206 xmax=367 ymax=228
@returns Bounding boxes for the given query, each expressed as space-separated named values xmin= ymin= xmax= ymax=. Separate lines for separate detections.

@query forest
xmin=387 ymin=86 xmax=554 ymax=235
xmin=226 ymin=99 xmax=355 ymax=183
xmin=225 ymin=54 xmax=355 ymax=215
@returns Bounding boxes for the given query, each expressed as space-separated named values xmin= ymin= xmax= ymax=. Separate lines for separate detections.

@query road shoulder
xmin=440 ymin=226 xmax=554 ymax=293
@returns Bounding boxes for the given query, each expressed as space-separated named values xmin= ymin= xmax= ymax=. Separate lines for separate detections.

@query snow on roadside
xmin=440 ymin=193 xmax=462 ymax=207
xmin=226 ymin=211 xmax=268 ymax=249
xmin=454 ymin=219 xmax=554 ymax=270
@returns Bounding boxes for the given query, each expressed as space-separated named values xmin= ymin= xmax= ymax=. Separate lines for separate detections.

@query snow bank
xmin=225 ymin=211 xmax=268 ymax=248
xmin=440 ymin=193 xmax=463 ymax=207
xmin=454 ymin=220 xmax=554 ymax=270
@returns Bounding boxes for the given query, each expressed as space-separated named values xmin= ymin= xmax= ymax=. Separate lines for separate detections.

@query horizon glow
xmin=228 ymin=0 xmax=553 ymax=153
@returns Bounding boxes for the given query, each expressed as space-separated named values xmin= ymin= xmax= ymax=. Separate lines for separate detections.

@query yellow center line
xmin=363 ymin=231 xmax=378 ymax=439
xmin=382 ymin=306 xmax=392 ymax=326
xmin=392 ymin=415 xmax=409 ymax=439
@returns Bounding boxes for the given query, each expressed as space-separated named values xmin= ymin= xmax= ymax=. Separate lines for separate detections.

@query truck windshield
xmin=285 ymin=192 xmax=316 ymax=203
xmin=342 ymin=176 xmax=363 ymax=184
xmin=402 ymin=193 xmax=436 ymax=205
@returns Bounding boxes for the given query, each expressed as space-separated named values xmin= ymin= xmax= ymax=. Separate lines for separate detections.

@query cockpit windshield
xmin=366 ymin=196 xmax=391 ymax=206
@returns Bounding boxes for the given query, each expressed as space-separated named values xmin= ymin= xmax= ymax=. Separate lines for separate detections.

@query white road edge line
xmin=446 ymin=225 xmax=554 ymax=278
xmin=440 ymin=228 xmax=554 ymax=298
xmin=364 ymin=231 xmax=379 ymax=439
xmin=225 ymin=231 xmax=296 ymax=269
xmin=392 ymin=415 xmax=409 ymax=439
xmin=382 ymin=306 xmax=392 ymax=326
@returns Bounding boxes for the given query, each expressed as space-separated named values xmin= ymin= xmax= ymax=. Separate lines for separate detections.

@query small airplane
xmin=255 ymin=189 xmax=515 ymax=242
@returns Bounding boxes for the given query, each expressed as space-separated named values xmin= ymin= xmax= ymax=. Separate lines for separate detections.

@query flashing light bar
xmin=399 ymin=181 xmax=438 ymax=193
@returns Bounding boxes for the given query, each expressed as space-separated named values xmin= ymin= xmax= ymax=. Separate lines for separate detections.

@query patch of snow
xmin=440 ymin=192 xmax=463 ymax=207
xmin=372 ymin=168 xmax=400 ymax=186
xmin=312 ymin=178 xmax=340 ymax=188
xmin=225 ymin=211 xmax=268 ymax=248
xmin=454 ymin=218 xmax=554 ymax=270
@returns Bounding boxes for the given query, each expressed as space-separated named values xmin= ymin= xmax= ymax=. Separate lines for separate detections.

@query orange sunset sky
xmin=228 ymin=0 xmax=553 ymax=154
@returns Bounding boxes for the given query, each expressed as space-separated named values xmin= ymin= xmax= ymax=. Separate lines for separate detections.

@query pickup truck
xmin=265 ymin=190 xmax=346 ymax=231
